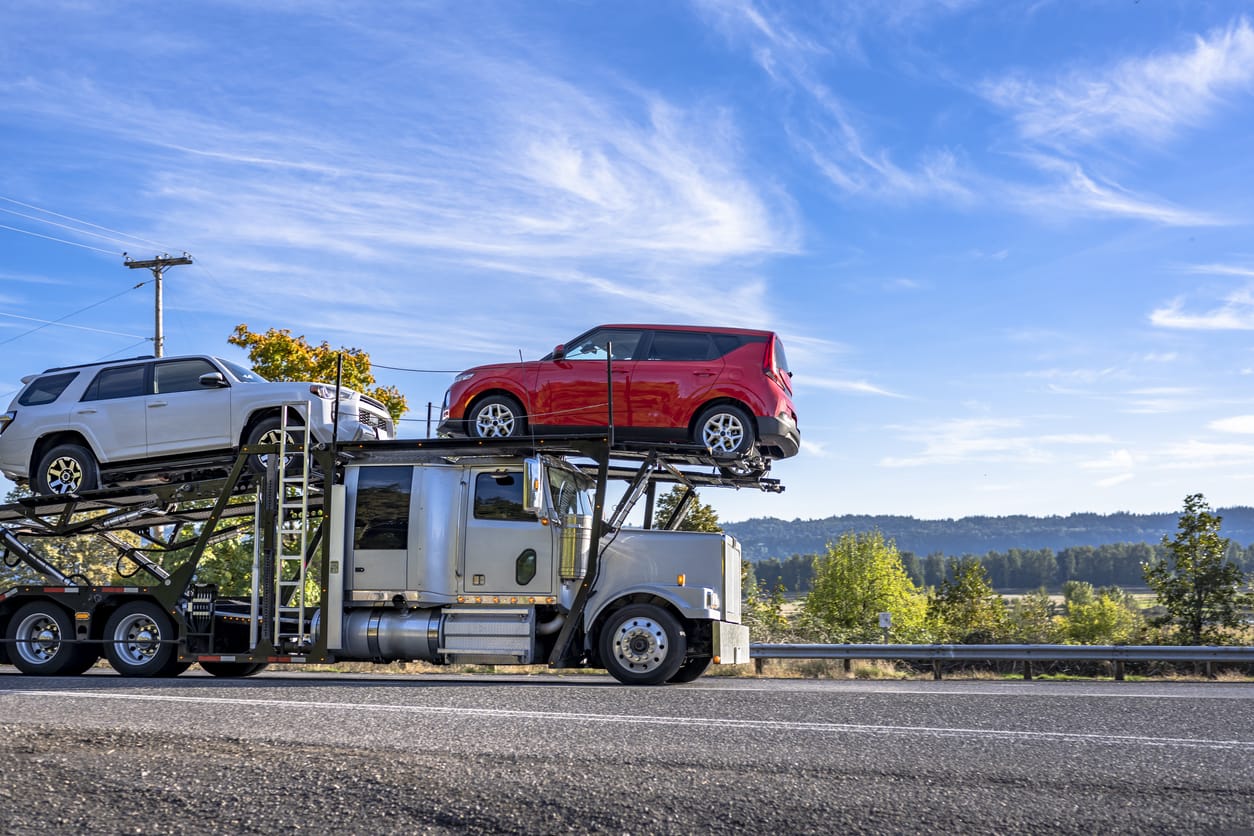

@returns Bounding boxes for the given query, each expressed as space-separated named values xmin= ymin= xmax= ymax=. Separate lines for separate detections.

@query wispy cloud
xmin=880 ymin=417 xmax=1111 ymax=467
xmin=693 ymin=0 xmax=974 ymax=202
xmin=1150 ymin=288 xmax=1254 ymax=330
xmin=804 ymin=375 xmax=904 ymax=398
xmin=983 ymin=17 xmax=1254 ymax=149
xmin=1008 ymin=155 xmax=1221 ymax=226
xmin=1209 ymin=415 xmax=1254 ymax=434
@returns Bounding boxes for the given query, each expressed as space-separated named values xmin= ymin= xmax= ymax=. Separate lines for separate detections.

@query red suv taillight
xmin=763 ymin=342 xmax=791 ymax=395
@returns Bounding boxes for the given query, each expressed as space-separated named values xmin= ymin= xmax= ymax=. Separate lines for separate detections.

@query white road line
xmin=3 ymin=689 xmax=1252 ymax=751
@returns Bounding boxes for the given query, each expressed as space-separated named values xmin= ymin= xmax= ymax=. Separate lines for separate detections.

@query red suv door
xmin=531 ymin=327 xmax=643 ymax=429
xmin=626 ymin=329 xmax=726 ymax=428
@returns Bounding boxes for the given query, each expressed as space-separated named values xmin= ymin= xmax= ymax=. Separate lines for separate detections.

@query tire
xmin=199 ymin=661 xmax=268 ymax=678
xmin=598 ymin=603 xmax=687 ymax=686
xmin=245 ymin=416 xmax=300 ymax=476
xmin=103 ymin=601 xmax=184 ymax=677
xmin=694 ymin=404 xmax=755 ymax=458
xmin=33 ymin=443 xmax=100 ymax=495
xmin=468 ymin=395 xmax=525 ymax=438
xmin=6 ymin=601 xmax=98 ymax=676
xmin=668 ymin=655 xmax=713 ymax=684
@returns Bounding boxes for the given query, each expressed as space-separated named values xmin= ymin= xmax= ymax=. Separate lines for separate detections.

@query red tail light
xmin=763 ymin=341 xmax=791 ymax=395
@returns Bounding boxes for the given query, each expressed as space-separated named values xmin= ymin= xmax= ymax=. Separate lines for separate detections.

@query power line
xmin=0 ymin=281 xmax=150 ymax=347
xmin=0 ymin=222 xmax=118 ymax=255
xmin=0 ymin=312 xmax=145 ymax=340
xmin=0 ymin=194 xmax=173 ymax=252
xmin=371 ymin=362 xmax=459 ymax=374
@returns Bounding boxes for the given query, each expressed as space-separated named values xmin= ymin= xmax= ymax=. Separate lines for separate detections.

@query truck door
xmin=347 ymin=465 xmax=414 ymax=592
xmin=462 ymin=468 xmax=555 ymax=596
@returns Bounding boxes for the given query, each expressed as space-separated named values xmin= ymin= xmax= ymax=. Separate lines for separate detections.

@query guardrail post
xmin=1114 ymin=660 xmax=1124 ymax=681
xmin=1023 ymin=660 xmax=1033 ymax=681
xmin=932 ymin=660 xmax=942 ymax=680
xmin=754 ymin=657 xmax=765 ymax=676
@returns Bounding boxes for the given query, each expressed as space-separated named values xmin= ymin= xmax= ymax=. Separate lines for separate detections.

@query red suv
xmin=439 ymin=324 xmax=799 ymax=464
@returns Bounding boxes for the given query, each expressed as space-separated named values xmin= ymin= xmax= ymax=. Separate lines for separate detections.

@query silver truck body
xmin=323 ymin=454 xmax=749 ymax=681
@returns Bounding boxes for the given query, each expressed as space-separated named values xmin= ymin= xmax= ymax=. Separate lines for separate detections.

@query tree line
xmin=746 ymin=494 xmax=1253 ymax=648
xmin=749 ymin=539 xmax=1254 ymax=595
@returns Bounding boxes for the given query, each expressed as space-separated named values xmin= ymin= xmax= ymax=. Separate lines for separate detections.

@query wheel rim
xmin=45 ymin=456 xmax=84 ymax=493
xmin=14 ymin=613 xmax=63 ymax=665
xmin=701 ymin=412 xmax=745 ymax=454
xmin=474 ymin=403 xmax=517 ymax=437
xmin=256 ymin=428 xmax=295 ymax=468
xmin=611 ymin=615 xmax=670 ymax=673
xmin=111 ymin=612 xmax=163 ymax=666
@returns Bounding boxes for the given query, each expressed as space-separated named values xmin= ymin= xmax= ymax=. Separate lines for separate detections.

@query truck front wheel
xmin=598 ymin=604 xmax=687 ymax=686
xmin=668 ymin=655 xmax=713 ymax=683
xmin=103 ymin=601 xmax=186 ymax=677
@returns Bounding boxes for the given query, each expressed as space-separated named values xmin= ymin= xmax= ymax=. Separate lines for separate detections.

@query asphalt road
xmin=0 ymin=668 xmax=1251 ymax=834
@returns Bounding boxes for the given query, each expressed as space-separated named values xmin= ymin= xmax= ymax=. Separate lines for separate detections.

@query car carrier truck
xmin=0 ymin=411 xmax=779 ymax=685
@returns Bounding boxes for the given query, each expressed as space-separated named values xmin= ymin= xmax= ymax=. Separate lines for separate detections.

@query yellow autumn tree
xmin=228 ymin=324 xmax=407 ymax=422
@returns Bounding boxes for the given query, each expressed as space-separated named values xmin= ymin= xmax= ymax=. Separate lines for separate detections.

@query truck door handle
xmin=148 ymin=401 xmax=168 ymax=408
xmin=75 ymin=408 xmax=97 ymax=415
xmin=355 ymin=567 xmax=366 ymax=573
xmin=693 ymin=372 xmax=715 ymax=377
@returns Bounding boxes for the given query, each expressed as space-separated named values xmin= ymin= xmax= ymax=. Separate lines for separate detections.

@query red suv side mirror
xmin=552 ymin=344 xmax=566 ymax=360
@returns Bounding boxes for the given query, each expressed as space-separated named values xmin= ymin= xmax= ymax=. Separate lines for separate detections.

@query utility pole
xmin=124 ymin=252 xmax=192 ymax=358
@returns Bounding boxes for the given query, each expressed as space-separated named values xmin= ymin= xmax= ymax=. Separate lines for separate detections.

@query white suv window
xmin=154 ymin=359 xmax=220 ymax=394
xmin=18 ymin=372 xmax=79 ymax=406
xmin=82 ymin=364 xmax=148 ymax=402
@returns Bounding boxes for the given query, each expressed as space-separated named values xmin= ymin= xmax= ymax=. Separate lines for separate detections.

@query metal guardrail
xmin=749 ymin=643 xmax=1254 ymax=680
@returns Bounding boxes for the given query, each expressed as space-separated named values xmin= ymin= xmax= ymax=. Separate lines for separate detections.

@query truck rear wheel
xmin=599 ymin=603 xmax=687 ymax=686
xmin=6 ymin=601 xmax=98 ymax=676
xmin=199 ymin=661 xmax=268 ymax=678
xmin=103 ymin=601 xmax=185 ymax=677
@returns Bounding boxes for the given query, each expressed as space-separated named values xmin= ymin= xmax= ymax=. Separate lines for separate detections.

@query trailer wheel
xmin=599 ymin=603 xmax=687 ymax=686
xmin=103 ymin=601 xmax=184 ymax=677
xmin=199 ymin=661 xmax=268 ymax=678
xmin=667 ymin=655 xmax=713 ymax=684
xmin=6 ymin=601 xmax=98 ymax=676
xmin=34 ymin=443 xmax=100 ymax=494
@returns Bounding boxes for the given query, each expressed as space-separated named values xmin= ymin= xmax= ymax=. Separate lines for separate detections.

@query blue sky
xmin=3 ymin=1 xmax=1254 ymax=524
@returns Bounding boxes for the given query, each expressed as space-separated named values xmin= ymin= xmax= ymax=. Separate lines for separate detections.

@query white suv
xmin=0 ymin=354 xmax=395 ymax=494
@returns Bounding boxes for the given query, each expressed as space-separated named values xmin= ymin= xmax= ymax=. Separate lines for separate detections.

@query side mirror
xmin=199 ymin=372 xmax=229 ymax=388
xmin=523 ymin=457 xmax=544 ymax=514
xmin=552 ymin=344 xmax=566 ymax=360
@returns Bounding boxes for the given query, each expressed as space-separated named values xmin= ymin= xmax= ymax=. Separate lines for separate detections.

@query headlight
xmin=309 ymin=384 xmax=345 ymax=399
xmin=0 ymin=411 xmax=13 ymax=434
xmin=454 ymin=371 xmax=476 ymax=383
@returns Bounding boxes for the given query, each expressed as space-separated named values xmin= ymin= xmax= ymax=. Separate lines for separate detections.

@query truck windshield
xmin=548 ymin=467 xmax=593 ymax=517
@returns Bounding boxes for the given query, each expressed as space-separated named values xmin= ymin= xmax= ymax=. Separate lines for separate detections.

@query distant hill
xmin=723 ymin=507 xmax=1254 ymax=562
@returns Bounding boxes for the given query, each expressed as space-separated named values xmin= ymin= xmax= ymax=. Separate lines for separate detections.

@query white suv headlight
xmin=0 ymin=411 xmax=13 ymax=434
xmin=309 ymin=384 xmax=342 ymax=400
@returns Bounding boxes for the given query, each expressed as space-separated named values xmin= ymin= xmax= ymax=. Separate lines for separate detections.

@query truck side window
xmin=474 ymin=472 xmax=534 ymax=522
xmin=354 ymin=466 xmax=411 ymax=549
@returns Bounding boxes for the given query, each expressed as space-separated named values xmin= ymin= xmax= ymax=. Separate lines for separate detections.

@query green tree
xmin=927 ymin=557 xmax=1009 ymax=643
xmin=802 ymin=531 xmax=930 ymax=643
xmin=1007 ymin=589 xmax=1063 ymax=643
xmin=1143 ymin=493 xmax=1251 ymax=644
xmin=652 ymin=486 xmax=721 ymax=533
xmin=229 ymin=324 xmax=407 ymax=422
xmin=1062 ymin=590 xmax=1142 ymax=645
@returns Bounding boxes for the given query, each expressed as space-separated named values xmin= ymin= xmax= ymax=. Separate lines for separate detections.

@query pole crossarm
xmin=124 ymin=251 xmax=192 ymax=357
